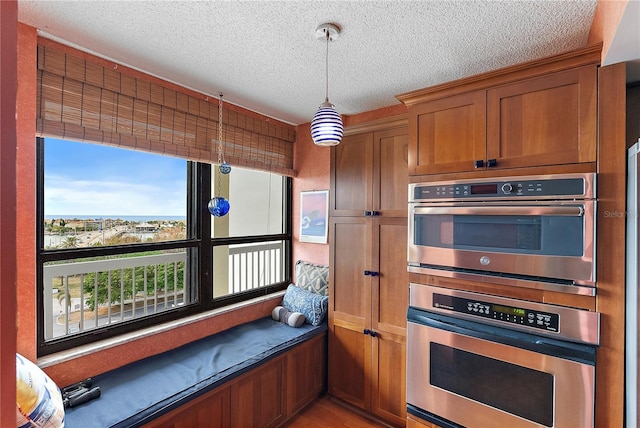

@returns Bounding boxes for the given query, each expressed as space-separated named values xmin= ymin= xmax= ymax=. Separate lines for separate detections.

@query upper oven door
xmin=408 ymin=201 xmax=595 ymax=285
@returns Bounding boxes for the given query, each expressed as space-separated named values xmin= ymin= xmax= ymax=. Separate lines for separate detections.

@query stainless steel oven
xmin=408 ymin=173 xmax=596 ymax=295
xmin=406 ymin=284 xmax=599 ymax=428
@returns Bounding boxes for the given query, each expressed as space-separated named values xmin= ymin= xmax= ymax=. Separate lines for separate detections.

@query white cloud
xmin=45 ymin=174 xmax=185 ymax=216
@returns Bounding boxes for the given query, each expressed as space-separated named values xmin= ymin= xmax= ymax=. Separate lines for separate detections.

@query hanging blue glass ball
xmin=219 ymin=162 xmax=232 ymax=175
xmin=208 ymin=196 xmax=230 ymax=217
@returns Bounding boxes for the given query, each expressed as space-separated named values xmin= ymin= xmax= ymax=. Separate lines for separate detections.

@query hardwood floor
xmin=283 ymin=395 xmax=390 ymax=428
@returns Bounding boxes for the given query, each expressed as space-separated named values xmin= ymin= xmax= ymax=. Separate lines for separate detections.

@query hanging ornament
xmin=208 ymin=93 xmax=230 ymax=217
xmin=208 ymin=196 xmax=230 ymax=217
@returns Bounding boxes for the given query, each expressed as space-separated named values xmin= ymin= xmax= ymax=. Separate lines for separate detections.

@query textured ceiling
xmin=18 ymin=0 xmax=599 ymax=125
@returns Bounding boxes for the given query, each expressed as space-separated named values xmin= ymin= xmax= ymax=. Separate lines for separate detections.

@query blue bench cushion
xmin=64 ymin=317 xmax=327 ymax=428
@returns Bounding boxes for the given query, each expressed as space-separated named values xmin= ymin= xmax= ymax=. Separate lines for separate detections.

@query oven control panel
xmin=410 ymin=173 xmax=595 ymax=201
xmin=433 ymin=293 xmax=560 ymax=333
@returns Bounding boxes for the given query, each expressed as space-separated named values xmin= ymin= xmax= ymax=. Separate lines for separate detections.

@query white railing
xmin=228 ymin=242 xmax=284 ymax=293
xmin=43 ymin=242 xmax=285 ymax=340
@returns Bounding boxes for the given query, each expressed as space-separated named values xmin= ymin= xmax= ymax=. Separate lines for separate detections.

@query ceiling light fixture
xmin=310 ymin=23 xmax=343 ymax=147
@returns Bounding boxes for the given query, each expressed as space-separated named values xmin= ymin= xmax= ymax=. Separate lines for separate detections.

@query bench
xmin=64 ymin=317 xmax=327 ymax=428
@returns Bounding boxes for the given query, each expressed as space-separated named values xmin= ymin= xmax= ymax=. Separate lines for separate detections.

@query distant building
xmin=135 ymin=222 xmax=157 ymax=232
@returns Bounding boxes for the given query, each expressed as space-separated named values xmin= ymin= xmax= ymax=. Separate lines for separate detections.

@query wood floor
xmin=282 ymin=395 xmax=390 ymax=428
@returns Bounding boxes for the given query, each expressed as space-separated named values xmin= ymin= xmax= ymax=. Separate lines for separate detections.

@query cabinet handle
xmin=370 ymin=331 xmax=378 ymax=338
xmin=369 ymin=271 xmax=379 ymax=277
xmin=474 ymin=160 xmax=484 ymax=169
xmin=364 ymin=270 xmax=371 ymax=276
xmin=487 ymin=159 xmax=497 ymax=167
xmin=371 ymin=211 xmax=380 ymax=216
xmin=364 ymin=210 xmax=371 ymax=216
xmin=363 ymin=329 xmax=371 ymax=335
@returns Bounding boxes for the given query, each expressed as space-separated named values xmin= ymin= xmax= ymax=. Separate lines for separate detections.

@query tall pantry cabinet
xmin=328 ymin=119 xmax=409 ymax=427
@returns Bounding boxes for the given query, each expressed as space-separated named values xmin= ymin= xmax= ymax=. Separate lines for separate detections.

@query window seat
xmin=64 ymin=317 xmax=327 ymax=428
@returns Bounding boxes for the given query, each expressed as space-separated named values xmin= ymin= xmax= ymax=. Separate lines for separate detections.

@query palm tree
xmin=61 ymin=236 xmax=79 ymax=248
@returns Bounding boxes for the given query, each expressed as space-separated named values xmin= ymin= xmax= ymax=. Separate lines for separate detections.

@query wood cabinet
xmin=231 ymin=357 xmax=286 ymax=428
xmin=328 ymin=122 xmax=409 ymax=427
xmin=400 ymin=47 xmax=600 ymax=176
xmin=143 ymin=333 xmax=326 ymax=428
xmin=330 ymin=126 xmax=409 ymax=217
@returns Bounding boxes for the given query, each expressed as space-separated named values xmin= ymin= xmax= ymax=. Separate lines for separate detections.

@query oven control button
xmin=501 ymin=183 xmax=513 ymax=194
xmin=480 ymin=256 xmax=491 ymax=266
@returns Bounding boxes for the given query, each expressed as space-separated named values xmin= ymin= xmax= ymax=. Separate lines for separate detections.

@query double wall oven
xmin=405 ymin=173 xmax=600 ymax=427
xmin=408 ymin=173 xmax=596 ymax=295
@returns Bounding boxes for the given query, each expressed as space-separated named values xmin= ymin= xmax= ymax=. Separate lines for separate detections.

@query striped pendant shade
xmin=311 ymin=101 xmax=344 ymax=147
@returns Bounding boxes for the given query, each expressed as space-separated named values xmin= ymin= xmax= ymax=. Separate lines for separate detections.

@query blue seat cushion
xmin=64 ymin=317 xmax=327 ymax=428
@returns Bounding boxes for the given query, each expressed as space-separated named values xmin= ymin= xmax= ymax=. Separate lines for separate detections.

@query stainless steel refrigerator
xmin=627 ymin=140 xmax=640 ymax=428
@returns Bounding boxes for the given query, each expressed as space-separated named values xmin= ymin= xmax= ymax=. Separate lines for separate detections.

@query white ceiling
xmin=18 ymin=0 xmax=603 ymax=126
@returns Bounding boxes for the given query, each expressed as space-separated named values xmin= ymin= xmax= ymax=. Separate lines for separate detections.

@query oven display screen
xmin=470 ymin=184 xmax=497 ymax=195
xmin=493 ymin=304 xmax=526 ymax=317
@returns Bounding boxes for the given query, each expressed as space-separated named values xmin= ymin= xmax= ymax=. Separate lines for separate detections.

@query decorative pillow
xmin=282 ymin=284 xmax=329 ymax=326
xmin=16 ymin=353 xmax=65 ymax=428
xmin=294 ymin=260 xmax=329 ymax=296
xmin=271 ymin=306 xmax=305 ymax=328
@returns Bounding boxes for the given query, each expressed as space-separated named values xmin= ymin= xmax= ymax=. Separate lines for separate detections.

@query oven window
xmin=430 ymin=342 xmax=554 ymax=427
xmin=414 ymin=213 xmax=583 ymax=256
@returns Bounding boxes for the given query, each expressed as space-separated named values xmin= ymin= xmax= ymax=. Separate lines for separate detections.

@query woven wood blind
xmin=36 ymin=44 xmax=296 ymax=176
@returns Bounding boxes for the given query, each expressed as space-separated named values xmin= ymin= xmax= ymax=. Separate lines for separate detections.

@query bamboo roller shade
xmin=36 ymin=45 xmax=296 ymax=176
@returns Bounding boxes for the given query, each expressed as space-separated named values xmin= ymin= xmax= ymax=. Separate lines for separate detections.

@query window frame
xmin=36 ymin=137 xmax=292 ymax=356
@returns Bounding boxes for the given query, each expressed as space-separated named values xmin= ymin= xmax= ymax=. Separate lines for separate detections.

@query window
xmin=37 ymin=138 xmax=291 ymax=355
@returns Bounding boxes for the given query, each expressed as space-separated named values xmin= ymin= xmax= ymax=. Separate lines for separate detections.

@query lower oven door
xmin=407 ymin=308 xmax=597 ymax=428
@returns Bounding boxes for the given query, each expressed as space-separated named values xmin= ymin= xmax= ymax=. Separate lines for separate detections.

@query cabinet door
xmin=371 ymin=218 xmax=408 ymax=336
xmin=330 ymin=132 xmax=374 ymax=216
xmin=409 ymin=91 xmax=486 ymax=175
xmin=143 ymin=386 xmax=230 ymax=428
xmin=328 ymin=320 xmax=370 ymax=410
xmin=374 ymin=127 xmax=409 ymax=217
xmin=487 ymin=65 xmax=597 ymax=169
xmin=231 ymin=356 xmax=285 ymax=428
xmin=371 ymin=330 xmax=406 ymax=427
xmin=329 ymin=217 xmax=371 ymax=326
xmin=328 ymin=217 xmax=372 ymax=410
xmin=286 ymin=334 xmax=327 ymax=416
xmin=370 ymin=218 xmax=408 ymax=426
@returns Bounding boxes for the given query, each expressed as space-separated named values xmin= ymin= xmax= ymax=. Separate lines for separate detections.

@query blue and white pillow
xmin=282 ymin=284 xmax=328 ymax=326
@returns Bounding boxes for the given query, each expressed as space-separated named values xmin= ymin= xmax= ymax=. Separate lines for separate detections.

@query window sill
xmin=37 ymin=290 xmax=285 ymax=369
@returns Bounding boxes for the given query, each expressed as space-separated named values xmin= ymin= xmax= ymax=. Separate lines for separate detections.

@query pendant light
xmin=310 ymin=23 xmax=343 ymax=147
xmin=208 ymin=94 xmax=231 ymax=217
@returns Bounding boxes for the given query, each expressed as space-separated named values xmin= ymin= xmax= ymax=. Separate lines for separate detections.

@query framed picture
xmin=300 ymin=190 xmax=329 ymax=244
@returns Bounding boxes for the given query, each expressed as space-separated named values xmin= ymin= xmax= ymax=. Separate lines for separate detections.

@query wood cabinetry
xmin=328 ymin=122 xmax=409 ymax=427
xmin=399 ymin=46 xmax=600 ymax=176
xmin=143 ymin=333 xmax=326 ymax=428
xmin=330 ymin=125 xmax=409 ymax=217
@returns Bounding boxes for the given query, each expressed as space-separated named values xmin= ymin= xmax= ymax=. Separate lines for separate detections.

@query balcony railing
xmin=43 ymin=242 xmax=284 ymax=340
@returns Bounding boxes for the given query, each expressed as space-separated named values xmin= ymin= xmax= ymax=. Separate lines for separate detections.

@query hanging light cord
xmin=217 ymin=94 xmax=225 ymax=165
xmin=217 ymin=94 xmax=224 ymax=196
xmin=324 ymin=31 xmax=329 ymax=104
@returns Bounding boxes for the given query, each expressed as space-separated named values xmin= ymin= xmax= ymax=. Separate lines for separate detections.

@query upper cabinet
xmin=330 ymin=122 xmax=408 ymax=217
xmin=398 ymin=45 xmax=601 ymax=176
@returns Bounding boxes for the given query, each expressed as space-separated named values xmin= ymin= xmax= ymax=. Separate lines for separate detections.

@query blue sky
xmin=44 ymin=138 xmax=186 ymax=216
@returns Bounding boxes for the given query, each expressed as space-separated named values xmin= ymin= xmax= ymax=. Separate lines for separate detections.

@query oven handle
xmin=412 ymin=205 xmax=584 ymax=216
xmin=408 ymin=307 xmax=596 ymax=365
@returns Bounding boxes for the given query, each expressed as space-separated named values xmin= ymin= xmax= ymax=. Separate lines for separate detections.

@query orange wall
xmin=16 ymin=22 xmax=37 ymax=361
xmin=1 ymin=1 xmax=18 ymax=425
xmin=292 ymin=123 xmax=331 ymax=267
xmin=588 ymin=0 xmax=628 ymax=61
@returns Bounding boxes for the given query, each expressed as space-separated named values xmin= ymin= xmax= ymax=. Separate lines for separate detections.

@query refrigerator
xmin=627 ymin=140 xmax=640 ymax=428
